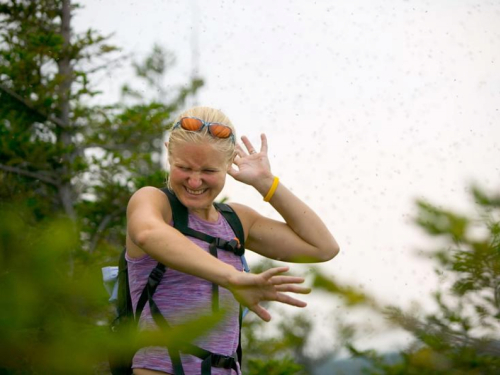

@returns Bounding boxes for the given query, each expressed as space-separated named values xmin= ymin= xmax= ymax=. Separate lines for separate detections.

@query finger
xmin=260 ymin=266 xmax=290 ymax=280
xmin=260 ymin=133 xmax=268 ymax=154
xmin=275 ymin=293 xmax=308 ymax=308
xmin=227 ymin=166 xmax=238 ymax=178
xmin=232 ymin=154 xmax=244 ymax=164
xmin=234 ymin=143 xmax=245 ymax=157
xmin=269 ymin=275 xmax=305 ymax=285
xmin=241 ymin=136 xmax=257 ymax=155
xmin=274 ymin=285 xmax=311 ymax=294
xmin=250 ymin=304 xmax=271 ymax=322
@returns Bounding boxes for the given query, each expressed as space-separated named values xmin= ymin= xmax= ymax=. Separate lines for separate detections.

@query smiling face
xmin=168 ymin=141 xmax=229 ymax=219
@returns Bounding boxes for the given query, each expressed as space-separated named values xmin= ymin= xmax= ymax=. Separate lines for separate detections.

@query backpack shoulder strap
xmin=116 ymin=248 xmax=133 ymax=319
xmin=213 ymin=202 xmax=248 ymax=367
xmin=214 ymin=202 xmax=245 ymax=251
xmin=161 ymin=188 xmax=245 ymax=256
xmin=157 ymin=188 xmax=215 ymax=243
xmin=117 ymin=247 xmax=166 ymax=324
xmin=162 ymin=188 xmax=188 ymax=231
xmin=161 ymin=188 xmax=215 ymax=243
xmin=161 ymin=188 xmax=216 ymax=241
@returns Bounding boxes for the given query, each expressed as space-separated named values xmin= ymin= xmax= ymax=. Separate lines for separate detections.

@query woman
xmin=126 ymin=106 xmax=339 ymax=374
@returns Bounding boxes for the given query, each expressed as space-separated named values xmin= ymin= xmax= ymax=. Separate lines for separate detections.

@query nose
xmin=187 ymin=173 xmax=203 ymax=189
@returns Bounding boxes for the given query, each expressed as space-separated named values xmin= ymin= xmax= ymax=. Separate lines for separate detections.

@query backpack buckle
xmin=227 ymin=238 xmax=244 ymax=256
xmin=211 ymin=354 xmax=236 ymax=369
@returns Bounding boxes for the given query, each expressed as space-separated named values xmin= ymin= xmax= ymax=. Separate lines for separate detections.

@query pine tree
xmin=0 ymin=0 xmax=202 ymax=257
xmin=0 ymin=1 xmax=202 ymax=372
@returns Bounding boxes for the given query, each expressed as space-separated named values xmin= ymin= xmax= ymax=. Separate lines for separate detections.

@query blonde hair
xmin=168 ymin=106 xmax=236 ymax=164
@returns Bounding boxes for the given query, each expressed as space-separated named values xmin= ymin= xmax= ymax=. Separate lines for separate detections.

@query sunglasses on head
xmin=173 ymin=117 xmax=235 ymax=143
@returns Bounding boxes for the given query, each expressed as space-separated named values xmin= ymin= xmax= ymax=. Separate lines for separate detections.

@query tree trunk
xmin=57 ymin=0 xmax=78 ymax=274
xmin=57 ymin=0 xmax=76 ymax=221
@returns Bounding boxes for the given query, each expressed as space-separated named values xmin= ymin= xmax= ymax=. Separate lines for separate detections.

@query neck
xmin=190 ymin=206 xmax=219 ymax=223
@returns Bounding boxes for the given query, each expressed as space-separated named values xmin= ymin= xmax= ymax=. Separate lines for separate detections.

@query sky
xmin=76 ymin=0 xmax=500 ymax=352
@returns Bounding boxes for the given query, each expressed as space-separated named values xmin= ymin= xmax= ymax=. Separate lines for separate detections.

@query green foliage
xmin=242 ymin=311 xmax=310 ymax=374
xmin=0 ymin=0 xmax=203 ymax=372
xmin=247 ymin=357 xmax=306 ymax=375
xmin=0 ymin=204 xmax=108 ymax=374
xmin=341 ymin=186 xmax=500 ymax=374
xmin=0 ymin=0 xmax=202 ymax=255
xmin=311 ymin=268 xmax=373 ymax=307
xmin=0 ymin=204 xmax=225 ymax=374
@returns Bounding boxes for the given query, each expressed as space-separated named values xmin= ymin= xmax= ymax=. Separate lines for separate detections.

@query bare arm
xmin=126 ymin=186 xmax=310 ymax=321
xmin=228 ymin=134 xmax=340 ymax=262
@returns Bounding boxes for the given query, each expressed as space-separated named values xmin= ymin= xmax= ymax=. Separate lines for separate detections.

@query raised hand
xmin=228 ymin=134 xmax=274 ymax=189
xmin=227 ymin=266 xmax=311 ymax=322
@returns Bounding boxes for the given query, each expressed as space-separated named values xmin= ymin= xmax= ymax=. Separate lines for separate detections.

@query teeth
xmin=186 ymin=188 xmax=205 ymax=195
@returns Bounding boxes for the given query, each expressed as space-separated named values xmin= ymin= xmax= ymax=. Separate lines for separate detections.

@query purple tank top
xmin=126 ymin=211 xmax=243 ymax=375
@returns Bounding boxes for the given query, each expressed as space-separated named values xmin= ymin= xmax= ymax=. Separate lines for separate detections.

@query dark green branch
xmin=0 ymin=83 xmax=67 ymax=129
xmin=0 ymin=163 xmax=59 ymax=186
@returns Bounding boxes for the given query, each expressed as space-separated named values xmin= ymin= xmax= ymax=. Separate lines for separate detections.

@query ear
xmin=164 ymin=141 xmax=169 ymax=149
xmin=227 ymin=153 xmax=237 ymax=170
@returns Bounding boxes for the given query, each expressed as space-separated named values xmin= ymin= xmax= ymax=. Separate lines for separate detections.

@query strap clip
xmin=214 ymin=237 xmax=244 ymax=256
xmin=211 ymin=354 xmax=236 ymax=369
xmin=227 ymin=238 xmax=244 ymax=256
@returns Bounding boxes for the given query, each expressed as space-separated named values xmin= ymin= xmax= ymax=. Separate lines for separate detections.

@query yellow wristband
xmin=263 ymin=177 xmax=279 ymax=202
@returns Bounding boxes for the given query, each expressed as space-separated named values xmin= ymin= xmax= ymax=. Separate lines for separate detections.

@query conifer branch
xmin=0 ymin=163 xmax=59 ymax=186
xmin=0 ymin=83 xmax=67 ymax=129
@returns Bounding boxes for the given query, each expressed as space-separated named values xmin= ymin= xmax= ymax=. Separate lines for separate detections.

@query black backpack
xmin=107 ymin=188 xmax=248 ymax=375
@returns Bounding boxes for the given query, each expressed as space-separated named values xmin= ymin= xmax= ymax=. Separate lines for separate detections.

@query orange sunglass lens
xmin=209 ymin=124 xmax=232 ymax=138
xmin=180 ymin=118 xmax=204 ymax=131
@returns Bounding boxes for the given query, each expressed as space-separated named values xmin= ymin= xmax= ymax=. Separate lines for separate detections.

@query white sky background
xmin=76 ymin=0 xmax=500 ymax=352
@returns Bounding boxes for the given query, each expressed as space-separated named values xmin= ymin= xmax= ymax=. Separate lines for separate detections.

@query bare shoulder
xmin=129 ymin=186 xmax=166 ymax=201
xmin=126 ymin=187 xmax=172 ymax=258
xmin=127 ymin=186 xmax=171 ymax=222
